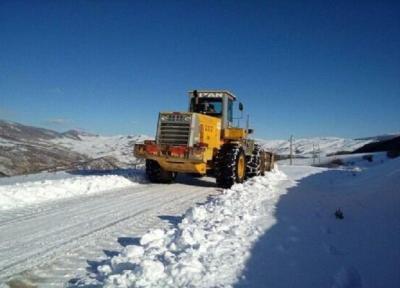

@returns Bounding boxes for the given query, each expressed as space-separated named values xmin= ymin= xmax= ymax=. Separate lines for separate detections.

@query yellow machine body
xmin=134 ymin=112 xmax=233 ymax=174
xmin=133 ymin=90 xmax=273 ymax=181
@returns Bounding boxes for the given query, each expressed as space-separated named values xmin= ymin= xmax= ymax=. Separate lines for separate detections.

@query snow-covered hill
xmin=0 ymin=120 xmax=149 ymax=176
xmin=51 ymin=134 xmax=148 ymax=165
xmin=258 ymin=137 xmax=374 ymax=157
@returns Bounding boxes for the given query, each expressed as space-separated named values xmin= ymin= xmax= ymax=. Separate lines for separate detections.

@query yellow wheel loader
xmin=134 ymin=90 xmax=274 ymax=188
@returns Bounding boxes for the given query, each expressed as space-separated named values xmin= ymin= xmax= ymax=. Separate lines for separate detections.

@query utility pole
xmin=318 ymin=144 xmax=321 ymax=164
xmin=311 ymin=143 xmax=321 ymax=166
xmin=289 ymin=135 xmax=294 ymax=165
xmin=312 ymin=144 xmax=316 ymax=165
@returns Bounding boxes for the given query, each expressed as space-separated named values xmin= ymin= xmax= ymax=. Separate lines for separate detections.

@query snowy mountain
xmin=61 ymin=129 xmax=98 ymax=140
xmin=51 ymin=133 xmax=148 ymax=165
xmin=0 ymin=120 xmax=149 ymax=176
xmin=257 ymin=137 xmax=374 ymax=157
xmin=0 ymin=120 xmax=87 ymax=176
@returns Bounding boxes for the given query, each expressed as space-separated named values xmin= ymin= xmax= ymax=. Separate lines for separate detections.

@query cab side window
xmin=228 ymin=100 xmax=233 ymax=123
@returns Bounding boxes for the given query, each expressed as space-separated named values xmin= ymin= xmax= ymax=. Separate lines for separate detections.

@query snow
xmin=72 ymin=156 xmax=400 ymax=288
xmin=237 ymin=158 xmax=400 ymax=288
xmin=0 ymin=138 xmax=17 ymax=147
xmin=0 ymin=171 xmax=79 ymax=186
xmin=278 ymin=151 xmax=387 ymax=166
xmin=258 ymin=137 xmax=373 ymax=157
xmin=0 ymin=174 xmax=139 ymax=210
xmin=51 ymin=134 xmax=149 ymax=165
xmin=1 ymin=127 xmax=399 ymax=287
xmin=0 ymin=176 xmax=217 ymax=286
xmin=74 ymin=168 xmax=289 ymax=287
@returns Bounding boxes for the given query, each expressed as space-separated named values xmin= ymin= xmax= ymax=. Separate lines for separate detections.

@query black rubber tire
xmin=246 ymin=144 xmax=262 ymax=178
xmin=145 ymin=159 xmax=176 ymax=183
xmin=215 ymin=144 xmax=246 ymax=188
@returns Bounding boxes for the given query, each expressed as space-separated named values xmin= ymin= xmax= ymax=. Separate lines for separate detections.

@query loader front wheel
xmin=215 ymin=144 xmax=246 ymax=189
xmin=145 ymin=159 xmax=176 ymax=183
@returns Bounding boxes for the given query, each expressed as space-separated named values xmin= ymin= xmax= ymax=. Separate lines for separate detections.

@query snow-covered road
xmin=1 ymin=157 xmax=399 ymax=288
xmin=0 ymin=176 xmax=218 ymax=287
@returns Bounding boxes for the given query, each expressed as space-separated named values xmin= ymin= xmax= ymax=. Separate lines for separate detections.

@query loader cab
xmin=188 ymin=90 xmax=236 ymax=129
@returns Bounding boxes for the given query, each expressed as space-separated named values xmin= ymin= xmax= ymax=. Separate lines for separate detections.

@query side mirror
xmin=248 ymin=129 xmax=254 ymax=134
xmin=239 ymin=102 xmax=244 ymax=111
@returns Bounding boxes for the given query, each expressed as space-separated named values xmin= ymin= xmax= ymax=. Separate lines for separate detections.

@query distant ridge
xmin=355 ymin=133 xmax=400 ymax=141
xmin=353 ymin=136 xmax=400 ymax=153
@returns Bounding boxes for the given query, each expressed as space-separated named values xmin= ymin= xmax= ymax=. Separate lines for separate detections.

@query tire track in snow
xmin=0 ymin=183 xmax=194 ymax=246
xmin=0 ymin=184 xmax=157 ymax=227
xmin=24 ymin=191 xmax=211 ymax=287
xmin=1 ymin=185 xmax=208 ymax=274
xmin=0 ymin=178 xmax=218 ymax=286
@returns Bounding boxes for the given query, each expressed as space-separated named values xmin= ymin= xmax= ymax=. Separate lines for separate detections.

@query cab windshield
xmin=190 ymin=97 xmax=223 ymax=116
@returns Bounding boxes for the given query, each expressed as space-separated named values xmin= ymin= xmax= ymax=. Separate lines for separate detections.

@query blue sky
xmin=0 ymin=0 xmax=399 ymax=139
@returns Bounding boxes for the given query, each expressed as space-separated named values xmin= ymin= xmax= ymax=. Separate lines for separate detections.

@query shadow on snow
xmin=235 ymin=168 xmax=399 ymax=288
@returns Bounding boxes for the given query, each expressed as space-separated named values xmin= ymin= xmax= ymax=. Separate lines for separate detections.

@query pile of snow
xmin=258 ymin=137 xmax=372 ymax=157
xmin=75 ymin=169 xmax=288 ymax=287
xmin=0 ymin=174 xmax=139 ymax=210
xmin=0 ymin=171 xmax=79 ymax=186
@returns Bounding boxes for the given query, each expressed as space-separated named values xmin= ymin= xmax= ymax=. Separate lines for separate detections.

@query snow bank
xmin=0 ymin=171 xmax=79 ymax=186
xmin=78 ymin=168 xmax=288 ymax=287
xmin=0 ymin=175 xmax=138 ymax=210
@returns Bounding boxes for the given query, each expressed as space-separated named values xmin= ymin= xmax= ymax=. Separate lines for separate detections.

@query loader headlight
xmin=160 ymin=115 xmax=168 ymax=121
xmin=183 ymin=115 xmax=191 ymax=122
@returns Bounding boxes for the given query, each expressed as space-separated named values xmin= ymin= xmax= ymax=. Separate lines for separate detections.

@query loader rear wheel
xmin=260 ymin=151 xmax=274 ymax=176
xmin=246 ymin=144 xmax=262 ymax=178
xmin=215 ymin=144 xmax=246 ymax=189
xmin=145 ymin=159 xmax=176 ymax=183
xmin=265 ymin=152 xmax=275 ymax=172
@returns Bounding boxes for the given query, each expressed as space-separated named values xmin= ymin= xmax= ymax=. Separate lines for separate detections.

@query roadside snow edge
xmin=81 ymin=168 xmax=288 ymax=288
xmin=0 ymin=175 xmax=138 ymax=210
